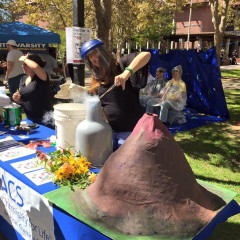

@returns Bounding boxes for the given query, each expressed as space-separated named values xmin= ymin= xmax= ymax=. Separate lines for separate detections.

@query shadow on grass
xmin=195 ymin=175 xmax=240 ymax=186
xmin=176 ymin=123 xmax=240 ymax=172
xmin=207 ymin=221 xmax=240 ymax=240
xmin=176 ymin=90 xmax=240 ymax=172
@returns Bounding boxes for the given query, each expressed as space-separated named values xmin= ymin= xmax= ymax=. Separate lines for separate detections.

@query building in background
xmin=162 ymin=0 xmax=240 ymax=62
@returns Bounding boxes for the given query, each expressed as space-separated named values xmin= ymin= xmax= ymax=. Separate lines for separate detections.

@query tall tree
xmin=209 ymin=0 xmax=231 ymax=64
xmin=91 ymin=0 xmax=112 ymax=47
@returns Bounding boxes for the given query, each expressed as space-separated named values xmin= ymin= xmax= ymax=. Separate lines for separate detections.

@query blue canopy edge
xmin=0 ymin=21 xmax=60 ymax=44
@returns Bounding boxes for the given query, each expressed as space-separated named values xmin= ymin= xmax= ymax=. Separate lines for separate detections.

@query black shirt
xmin=98 ymin=52 xmax=148 ymax=132
xmin=19 ymin=74 xmax=52 ymax=119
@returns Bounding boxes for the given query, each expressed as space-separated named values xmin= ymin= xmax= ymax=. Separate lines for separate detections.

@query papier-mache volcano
xmin=74 ymin=113 xmax=225 ymax=238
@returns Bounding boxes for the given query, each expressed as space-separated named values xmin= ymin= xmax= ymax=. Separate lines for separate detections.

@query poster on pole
xmin=66 ymin=27 xmax=92 ymax=64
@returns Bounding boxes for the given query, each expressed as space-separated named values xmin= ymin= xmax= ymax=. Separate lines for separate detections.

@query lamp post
xmin=72 ymin=0 xmax=85 ymax=86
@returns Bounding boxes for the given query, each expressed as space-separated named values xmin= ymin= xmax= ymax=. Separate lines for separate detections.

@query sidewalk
xmin=220 ymin=63 xmax=240 ymax=71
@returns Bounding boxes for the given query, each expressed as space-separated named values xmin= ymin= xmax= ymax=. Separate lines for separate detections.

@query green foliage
xmin=8 ymin=0 xmax=73 ymax=32
xmin=0 ymin=0 xmax=15 ymax=22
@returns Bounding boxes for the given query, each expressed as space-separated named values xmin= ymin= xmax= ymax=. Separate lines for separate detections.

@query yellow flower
xmin=89 ymin=172 xmax=96 ymax=183
xmin=37 ymin=147 xmax=94 ymax=190
xmin=55 ymin=169 xmax=64 ymax=181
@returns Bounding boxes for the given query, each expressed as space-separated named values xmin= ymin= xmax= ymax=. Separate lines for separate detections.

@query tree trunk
xmin=209 ymin=0 xmax=230 ymax=67
xmin=92 ymin=0 xmax=112 ymax=48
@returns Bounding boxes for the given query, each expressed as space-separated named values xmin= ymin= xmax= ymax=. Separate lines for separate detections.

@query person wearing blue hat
xmin=80 ymin=39 xmax=151 ymax=151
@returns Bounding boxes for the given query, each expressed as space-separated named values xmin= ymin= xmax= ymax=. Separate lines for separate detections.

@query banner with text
xmin=0 ymin=167 xmax=55 ymax=240
xmin=0 ymin=43 xmax=48 ymax=54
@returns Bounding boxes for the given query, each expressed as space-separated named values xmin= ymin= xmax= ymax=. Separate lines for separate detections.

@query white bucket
xmin=53 ymin=103 xmax=86 ymax=149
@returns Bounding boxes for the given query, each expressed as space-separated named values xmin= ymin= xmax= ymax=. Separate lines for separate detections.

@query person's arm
xmin=5 ymin=61 xmax=14 ymax=80
xmin=19 ymin=55 xmax=48 ymax=81
xmin=114 ymin=52 xmax=151 ymax=90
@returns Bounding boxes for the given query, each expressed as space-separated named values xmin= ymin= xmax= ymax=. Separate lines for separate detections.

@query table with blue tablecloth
xmin=0 ymin=123 xmax=239 ymax=240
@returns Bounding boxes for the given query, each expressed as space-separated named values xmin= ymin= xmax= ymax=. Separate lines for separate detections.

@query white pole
xmin=187 ymin=0 xmax=193 ymax=50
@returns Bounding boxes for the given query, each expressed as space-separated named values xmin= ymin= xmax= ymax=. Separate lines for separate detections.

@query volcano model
xmin=74 ymin=113 xmax=225 ymax=238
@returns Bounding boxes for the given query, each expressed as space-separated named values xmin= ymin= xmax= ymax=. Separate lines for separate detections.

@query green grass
xmin=221 ymin=69 xmax=240 ymax=78
xmin=174 ymin=89 xmax=240 ymax=239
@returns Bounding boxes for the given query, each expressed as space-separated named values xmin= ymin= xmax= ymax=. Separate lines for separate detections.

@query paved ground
xmin=220 ymin=63 xmax=240 ymax=71
xmin=220 ymin=64 xmax=240 ymax=90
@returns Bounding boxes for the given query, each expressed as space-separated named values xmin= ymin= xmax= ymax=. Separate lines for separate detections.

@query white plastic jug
xmin=54 ymin=103 xmax=86 ymax=149
xmin=75 ymin=97 xmax=112 ymax=166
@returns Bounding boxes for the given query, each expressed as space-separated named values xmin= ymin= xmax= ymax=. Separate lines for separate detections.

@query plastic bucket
xmin=53 ymin=103 xmax=86 ymax=149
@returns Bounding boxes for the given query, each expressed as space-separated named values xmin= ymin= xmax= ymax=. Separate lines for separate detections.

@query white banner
xmin=66 ymin=27 xmax=92 ymax=64
xmin=0 ymin=168 xmax=55 ymax=240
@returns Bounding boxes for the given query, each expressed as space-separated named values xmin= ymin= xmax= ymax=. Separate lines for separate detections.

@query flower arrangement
xmin=36 ymin=148 xmax=96 ymax=190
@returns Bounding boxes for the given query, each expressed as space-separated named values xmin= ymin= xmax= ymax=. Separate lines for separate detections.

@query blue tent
xmin=0 ymin=21 xmax=60 ymax=43
xmin=148 ymin=47 xmax=229 ymax=119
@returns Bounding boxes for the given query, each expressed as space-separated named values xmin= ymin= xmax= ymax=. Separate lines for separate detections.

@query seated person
xmin=139 ymin=67 xmax=167 ymax=110
xmin=12 ymin=53 xmax=53 ymax=128
xmin=146 ymin=65 xmax=187 ymax=125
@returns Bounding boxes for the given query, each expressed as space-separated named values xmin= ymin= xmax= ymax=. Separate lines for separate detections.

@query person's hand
xmin=114 ymin=70 xmax=131 ymax=90
xmin=0 ymin=61 xmax=6 ymax=68
xmin=19 ymin=55 xmax=28 ymax=62
xmin=12 ymin=91 xmax=21 ymax=102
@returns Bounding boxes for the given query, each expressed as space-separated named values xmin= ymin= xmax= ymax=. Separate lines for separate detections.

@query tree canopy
xmin=1 ymin=0 xmax=238 ymax=61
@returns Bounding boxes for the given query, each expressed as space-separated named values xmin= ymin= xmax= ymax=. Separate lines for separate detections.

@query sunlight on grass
xmin=221 ymin=69 xmax=240 ymax=78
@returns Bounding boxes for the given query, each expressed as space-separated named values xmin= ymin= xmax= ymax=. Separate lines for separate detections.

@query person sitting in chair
xmin=139 ymin=67 xmax=167 ymax=111
xmin=146 ymin=65 xmax=187 ymax=125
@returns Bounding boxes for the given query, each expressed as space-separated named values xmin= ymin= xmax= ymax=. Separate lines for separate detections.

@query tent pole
xmin=187 ymin=0 xmax=193 ymax=50
xmin=72 ymin=0 xmax=85 ymax=86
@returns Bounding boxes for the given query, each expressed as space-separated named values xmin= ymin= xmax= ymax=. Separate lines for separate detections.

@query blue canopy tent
xmin=0 ymin=21 xmax=60 ymax=43
xmin=147 ymin=47 xmax=229 ymax=133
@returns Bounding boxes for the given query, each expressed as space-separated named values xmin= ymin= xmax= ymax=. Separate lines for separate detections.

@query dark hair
xmin=26 ymin=53 xmax=46 ymax=68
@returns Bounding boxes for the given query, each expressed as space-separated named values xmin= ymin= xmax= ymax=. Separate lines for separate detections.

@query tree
xmin=91 ymin=0 xmax=112 ymax=47
xmin=0 ymin=0 xmax=15 ymax=22
xmin=209 ymin=0 xmax=231 ymax=64
xmin=6 ymin=0 xmax=73 ymax=32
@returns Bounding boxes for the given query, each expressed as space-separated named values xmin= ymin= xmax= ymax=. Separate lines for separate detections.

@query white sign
xmin=0 ymin=168 xmax=55 ymax=240
xmin=66 ymin=27 xmax=92 ymax=64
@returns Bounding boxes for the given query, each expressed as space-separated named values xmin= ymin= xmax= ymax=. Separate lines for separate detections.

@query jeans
xmin=159 ymin=101 xmax=172 ymax=123
xmin=8 ymin=74 xmax=25 ymax=98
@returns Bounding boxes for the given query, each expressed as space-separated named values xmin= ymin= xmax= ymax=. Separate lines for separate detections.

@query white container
xmin=75 ymin=98 xmax=112 ymax=166
xmin=53 ymin=103 xmax=86 ymax=149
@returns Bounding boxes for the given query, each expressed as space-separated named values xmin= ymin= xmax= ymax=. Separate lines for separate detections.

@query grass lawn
xmin=174 ymin=69 xmax=240 ymax=239
xmin=221 ymin=69 xmax=240 ymax=78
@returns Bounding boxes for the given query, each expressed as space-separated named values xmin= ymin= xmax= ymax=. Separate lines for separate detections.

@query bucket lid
xmin=54 ymin=103 xmax=86 ymax=111
xmin=54 ymin=103 xmax=86 ymax=117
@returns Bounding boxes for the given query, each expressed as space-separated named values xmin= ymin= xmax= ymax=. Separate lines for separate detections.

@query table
xmin=0 ymin=123 xmax=239 ymax=240
xmin=0 ymin=123 xmax=109 ymax=240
